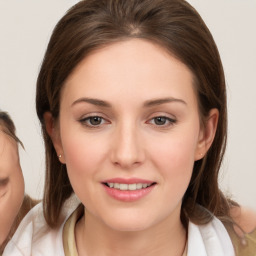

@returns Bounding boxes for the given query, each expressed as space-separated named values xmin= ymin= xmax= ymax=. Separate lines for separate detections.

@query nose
xmin=110 ymin=121 xmax=145 ymax=169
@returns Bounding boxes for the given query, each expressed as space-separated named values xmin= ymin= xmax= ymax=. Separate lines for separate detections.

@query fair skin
xmin=0 ymin=130 xmax=24 ymax=245
xmin=45 ymin=39 xmax=219 ymax=256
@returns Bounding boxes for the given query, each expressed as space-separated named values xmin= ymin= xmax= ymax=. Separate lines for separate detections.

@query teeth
xmin=142 ymin=183 xmax=148 ymax=188
xmin=120 ymin=184 xmax=128 ymax=190
xmin=107 ymin=183 xmax=152 ymax=190
xmin=136 ymin=183 xmax=142 ymax=189
xmin=114 ymin=183 xmax=120 ymax=189
xmin=128 ymin=184 xmax=136 ymax=190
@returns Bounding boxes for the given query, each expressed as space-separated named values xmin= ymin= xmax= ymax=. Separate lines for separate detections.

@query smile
xmin=102 ymin=179 xmax=156 ymax=202
xmin=105 ymin=183 xmax=153 ymax=191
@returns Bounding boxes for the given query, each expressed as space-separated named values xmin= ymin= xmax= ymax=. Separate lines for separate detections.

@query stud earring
xmin=58 ymin=154 xmax=62 ymax=159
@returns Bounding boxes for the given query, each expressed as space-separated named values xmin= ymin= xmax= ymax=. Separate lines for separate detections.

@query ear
xmin=194 ymin=108 xmax=219 ymax=161
xmin=43 ymin=112 xmax=66 ymax=164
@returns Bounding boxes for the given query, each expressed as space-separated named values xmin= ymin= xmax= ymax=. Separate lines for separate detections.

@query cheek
xmin=152 ymin=135 xmax=197 ymax=170
xmin=149 ymin=137 xmax=195 ymax=214
xmin=61 ymin=133 xmax=110 ymax=210
xmin=62 ymin=133 xmax=108 ymax=180
xmin=148 ymin=128 xmax=199 ymax=190
xmin=10 ymin=168 xmax=25 ymax=211
xmin=0 ymin=168 xmax=24 ymax=242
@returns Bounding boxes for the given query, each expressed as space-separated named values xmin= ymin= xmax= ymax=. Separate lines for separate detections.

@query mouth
xmin=101 ymin=178 xmax=157 ymax=202
xmin=103 ymin=182 xmax=156 ymax=191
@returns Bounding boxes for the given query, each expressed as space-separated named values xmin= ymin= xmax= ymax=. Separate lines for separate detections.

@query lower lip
xmin=102 ymin=184 xmax=156 ymax=202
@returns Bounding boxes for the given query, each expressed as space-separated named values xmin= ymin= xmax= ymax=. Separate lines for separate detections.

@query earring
xmin=58 ymin=154 xmax=62 ymax=159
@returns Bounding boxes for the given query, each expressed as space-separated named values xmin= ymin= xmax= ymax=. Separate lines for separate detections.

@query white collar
xmin=4 ymin=197 xmax=235 ymax=256
xmin=187 ymin=216 xmax=235 ymax=256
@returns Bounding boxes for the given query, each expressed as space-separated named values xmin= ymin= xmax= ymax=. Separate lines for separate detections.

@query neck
xmin=75 ymin=207 xmax=187 ymax=256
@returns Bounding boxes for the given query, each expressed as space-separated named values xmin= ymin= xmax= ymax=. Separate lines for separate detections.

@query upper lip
xmin=101 ymin=178 xmax=155 ymax=184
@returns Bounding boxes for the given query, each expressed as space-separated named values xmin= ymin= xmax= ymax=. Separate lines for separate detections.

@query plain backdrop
xmin=0 ymin=0 xmax=255 ymax=209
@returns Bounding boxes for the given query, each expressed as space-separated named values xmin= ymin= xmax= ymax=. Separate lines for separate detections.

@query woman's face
xmin=0 ymin=130 xmax=24 ymax=244
xmin=52 ymin=39 xmax=215 ymax=232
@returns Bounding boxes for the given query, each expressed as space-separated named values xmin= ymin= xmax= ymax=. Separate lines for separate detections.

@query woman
xmin=3 ymin=0 xmax=256 ymax=255
xmin=0 ymin=111 xmax=38 ymax=254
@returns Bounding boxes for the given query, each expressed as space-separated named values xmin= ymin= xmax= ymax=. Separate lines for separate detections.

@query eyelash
xmin=79 ymin=115 xmax=108 ymax=128
xmin=79 ymin=115 xmax=176 ymax=129
xmin=147 ymin=116 xmax=176 ymax=128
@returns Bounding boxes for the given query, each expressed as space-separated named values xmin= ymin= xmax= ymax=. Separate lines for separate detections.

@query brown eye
xmin=147 ymin=116 xmax=176 ymax=128
xmin=154 ymin=117 xmax=168 ymax=125
xmin=0 ymin=177 xmax=9 ymax=187
xmin=89 ymin=116 xmax=102 ymax=125
xmin=79 ymin=115 xmax=108 ymax=128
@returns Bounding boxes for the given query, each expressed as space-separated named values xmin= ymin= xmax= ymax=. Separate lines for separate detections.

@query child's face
xmin=0 ymin=130 xmax=24 ymax=244
xmin=52 ymin=39 xmax=213 ymax=232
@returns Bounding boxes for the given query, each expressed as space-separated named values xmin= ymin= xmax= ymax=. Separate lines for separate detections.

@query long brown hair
xmin=36 ymin=0 xmax=234 ymax=228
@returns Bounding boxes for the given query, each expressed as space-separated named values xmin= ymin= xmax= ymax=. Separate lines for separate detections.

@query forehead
xmin=0 ymin=129 xmax=18 ymax=156
xmin=61 ymin=39 xmax=197 ymax=107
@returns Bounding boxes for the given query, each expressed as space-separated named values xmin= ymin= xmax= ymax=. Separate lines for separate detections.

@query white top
xmin=3 ymin=196 xmax=235 ymax=256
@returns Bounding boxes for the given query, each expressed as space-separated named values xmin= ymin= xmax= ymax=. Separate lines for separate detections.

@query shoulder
xmin=230 ymin=206 xmax=256 ymax=234
xmin=225 ymin=206 xmax=256 ymax=255
xmin=3 ymin=195 xmax=80 ymax=256
xmin=3 ymin=203 xmax=63 ymax=255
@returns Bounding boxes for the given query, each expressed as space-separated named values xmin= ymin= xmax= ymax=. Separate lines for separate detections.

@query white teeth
xmin=136 ymin=183 xmax=143 ymax=189
xmin=128 ymin=184 xmax=137 ymax=190
xmin=120 ymin=184 xmax=128 ymax=190
xmin=114 ymin=183 xmax=120 ymax=189
xmin=107 ymin=183 xmax=152 ymax=190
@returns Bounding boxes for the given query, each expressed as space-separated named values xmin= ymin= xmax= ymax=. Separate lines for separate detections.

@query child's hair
xmin=0 ymin=111 xmax=24 ymax=149
xmin=36 ymin=0 xmax=236 ymax=228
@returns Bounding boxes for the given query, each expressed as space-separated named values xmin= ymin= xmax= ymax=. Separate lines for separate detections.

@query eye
xmin=80 ymin=115 xmax=107 ymax=127
xmin=0 ymin=177 xmax=9 ymax=187
xmin=148 ymin=116 xmax=176 ymax=127
xmin=154 ymin=116 xmax=168 ymax=125
xmin=88 ymin=116 xmax=103 ymax=125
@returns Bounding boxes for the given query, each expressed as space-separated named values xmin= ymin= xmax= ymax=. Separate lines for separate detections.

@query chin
xmin=102 ymin=213 xmax=154 ymax=232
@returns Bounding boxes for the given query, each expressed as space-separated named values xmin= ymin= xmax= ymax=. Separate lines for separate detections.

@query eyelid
xmin=146 ymin=114 xmax=177 ymax=128
xmin=78 ymin=112 xmax=107 ymax=121
xmin=148 ymin=116 xmax=176 ymax=124
xmin=78 ymin=113 xmax=110 ymax=128
xmin=147 ymin=111 xmax=177 ymax=121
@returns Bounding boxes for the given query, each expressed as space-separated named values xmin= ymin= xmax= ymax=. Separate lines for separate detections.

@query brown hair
xmin=36 ymin=0 xmax=235 ymax=228
xmin=0 ymin=111 xmax=24 ymax=149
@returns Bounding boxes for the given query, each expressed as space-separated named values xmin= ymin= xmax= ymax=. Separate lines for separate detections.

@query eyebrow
xmin=143 ymin=97 xmax=187 ymax=107
xmin=72 ymin=97 xmax=111 ymax=108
